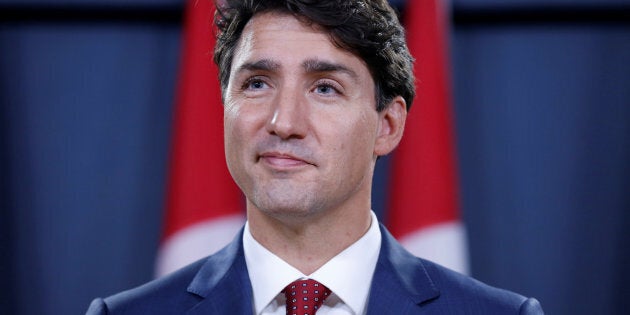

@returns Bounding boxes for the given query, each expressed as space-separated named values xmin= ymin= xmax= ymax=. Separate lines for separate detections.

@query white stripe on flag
xmin=400 ymin=221 xmax=469 ymax=275
xmin=155 ymin=214 xmax=244 ymax=277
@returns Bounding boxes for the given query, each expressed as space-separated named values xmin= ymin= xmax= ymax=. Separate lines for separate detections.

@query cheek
xmin=224 ymin=105 xmax=249 ymax=161
xmin=224 ymin=102 xmax=270 ymax=166
xmin=327 ymin=112 xmax=378 ymax=161
xmin=350 ymin=111 xmax=379 ymax=149
xmin=223 ymin=110 xmax=238 ymax=149
xmin=225 ymin=103 xmax=257 ymax=141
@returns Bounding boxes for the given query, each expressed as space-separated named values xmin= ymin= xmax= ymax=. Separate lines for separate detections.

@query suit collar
xmin=181 ymin=224 xmax=440 ymax=314
xmin=185 ymin=228 xmax=254 ymax=315
xmin=367 ymin=224 xmax=440 ymax=313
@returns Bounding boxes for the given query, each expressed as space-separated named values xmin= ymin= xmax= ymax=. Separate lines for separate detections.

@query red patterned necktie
xmin=283 ymin=279 xmax=331 ymax=315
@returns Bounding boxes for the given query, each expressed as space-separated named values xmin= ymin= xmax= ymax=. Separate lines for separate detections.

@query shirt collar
xmin=243 ymin=211 xmax=382 ymax=315
xmin=243 ymin=221 xmax=304 ymax=314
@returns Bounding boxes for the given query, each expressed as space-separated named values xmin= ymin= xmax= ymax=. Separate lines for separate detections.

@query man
xmin=87 ymin=0 xmax=543 ymax=314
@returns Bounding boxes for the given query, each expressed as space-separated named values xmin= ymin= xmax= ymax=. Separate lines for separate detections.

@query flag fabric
xmin=387 ymin=0 xmax=469 ymax=274
xmin=155 ymin=0 xmax=244 ymax=277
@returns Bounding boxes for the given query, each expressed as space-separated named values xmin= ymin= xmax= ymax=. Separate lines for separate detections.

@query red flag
xmin=387 ymin=0 xmax=468 ymax=274
xmin=155 ymin=0 xmax=244 ymax=276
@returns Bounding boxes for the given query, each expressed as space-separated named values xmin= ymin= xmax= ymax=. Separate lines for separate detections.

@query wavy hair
xmin=213 ymin=0 xmax=415 ymax=112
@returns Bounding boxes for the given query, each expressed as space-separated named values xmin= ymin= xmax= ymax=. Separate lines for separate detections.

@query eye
xmin=242 ymin=77 xmax=269 ymax=91
xmin=315 ymin=84 xmax=335 ymax=94
xmin=313 ymin=80 xmax=342 ymax=96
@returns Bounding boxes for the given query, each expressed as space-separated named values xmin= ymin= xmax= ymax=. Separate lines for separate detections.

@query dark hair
xmin=213 ymin=0 xmax=415 ymax=112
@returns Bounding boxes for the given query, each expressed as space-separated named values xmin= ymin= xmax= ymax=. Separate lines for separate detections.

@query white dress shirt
xmin=243 ymin=211 xmax=382 ymax=315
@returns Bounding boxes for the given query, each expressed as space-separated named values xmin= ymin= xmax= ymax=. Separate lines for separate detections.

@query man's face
xmin=224 ymin=12 xmax=399 ymax=220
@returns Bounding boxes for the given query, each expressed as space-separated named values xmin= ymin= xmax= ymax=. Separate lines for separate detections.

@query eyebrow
xmin=302 ymin=59 xmax=359 ymax=80
xmin=234 ymin=58 xmax=358 ymax=80
xmin=235 ymin=59 xmax=281 ymax=74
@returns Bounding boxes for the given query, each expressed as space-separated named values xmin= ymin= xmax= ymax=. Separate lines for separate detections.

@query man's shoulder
xmin=376 ymin=225 xmax=543 ymax=314
xmin=86 ymin=258 xmax=207 ymax=315
xmin=419 ymin=258 xmax=543 ymax=314
xmin=86 ymin=230 xmax=248 ymax=314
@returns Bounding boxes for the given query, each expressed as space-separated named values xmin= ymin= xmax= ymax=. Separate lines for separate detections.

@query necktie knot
xmin=282 ymin=279 xmax=331 ymax=315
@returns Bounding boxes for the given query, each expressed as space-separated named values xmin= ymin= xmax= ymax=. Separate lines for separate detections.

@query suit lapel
xmin=185 ymin=228 xmax=254 ymax=315
xmin=179 ymin=225 xmax=440 ymax=314
xmin=366 ymin=225 xmax=440 ymax=314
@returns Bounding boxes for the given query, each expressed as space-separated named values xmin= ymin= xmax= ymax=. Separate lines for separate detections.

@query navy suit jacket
xmin=87 ymin=224 xmax=543 ymax=314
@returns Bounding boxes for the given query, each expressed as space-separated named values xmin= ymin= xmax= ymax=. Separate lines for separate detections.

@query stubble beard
xmin=248 ymin=178 xmax=328 ymax=222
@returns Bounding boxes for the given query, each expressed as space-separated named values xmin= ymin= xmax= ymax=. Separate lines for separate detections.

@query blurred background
xmin=1 ymin=0 xmax=628 ymax=314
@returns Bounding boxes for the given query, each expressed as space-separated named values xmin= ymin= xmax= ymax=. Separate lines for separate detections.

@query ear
xmin=374 ymin=96 xmax=407 ymax=156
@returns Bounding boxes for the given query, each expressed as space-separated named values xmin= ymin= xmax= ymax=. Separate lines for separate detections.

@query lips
xmin=258 ymin=152 xmax=314 ymax=169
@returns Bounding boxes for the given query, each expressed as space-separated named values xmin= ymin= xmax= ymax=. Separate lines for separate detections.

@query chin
xmin=253 ymin=194 xmax=323 ymax=218
xmin=257 ymin=200 xmax=313 ymax=217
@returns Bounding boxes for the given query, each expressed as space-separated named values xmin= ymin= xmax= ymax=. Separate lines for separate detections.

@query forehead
xmin=240 ymin=11 xmax=328 ymax=44
xmin=231 ymin=11 xmax=371 ymax=78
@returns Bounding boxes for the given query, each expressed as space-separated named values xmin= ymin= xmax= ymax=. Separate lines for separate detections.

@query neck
xmin=247 ymin=204 xmax=372 ymax=275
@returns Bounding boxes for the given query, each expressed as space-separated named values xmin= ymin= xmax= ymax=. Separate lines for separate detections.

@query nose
xmin=265 ymin=85 xmax=308 ymax=139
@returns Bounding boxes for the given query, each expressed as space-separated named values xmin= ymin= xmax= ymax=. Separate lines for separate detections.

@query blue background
xmin=1 ymin=0 xmax=628 ymax=314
